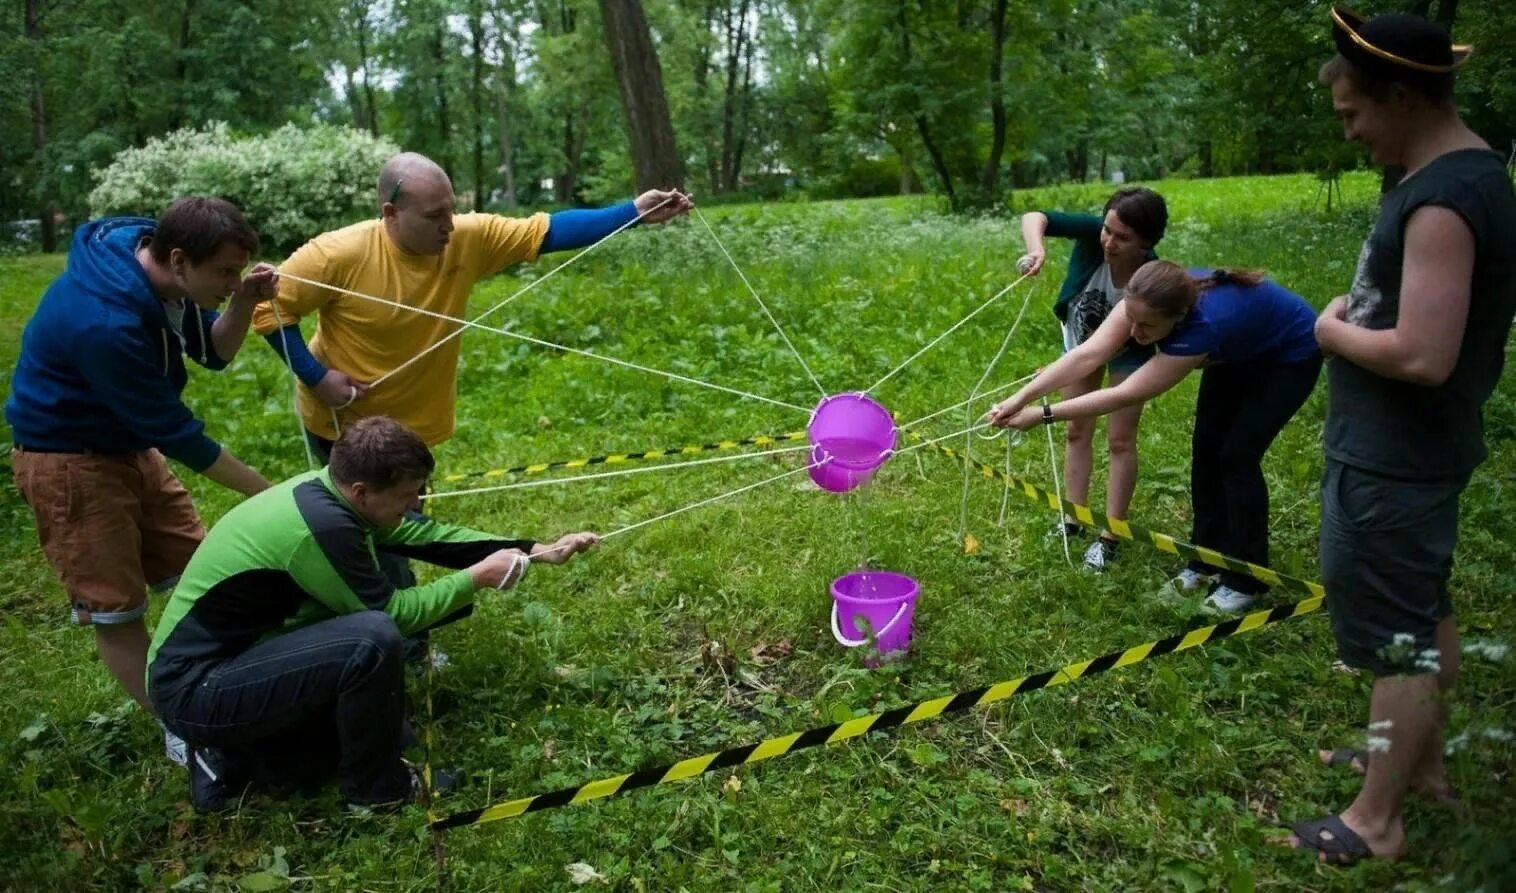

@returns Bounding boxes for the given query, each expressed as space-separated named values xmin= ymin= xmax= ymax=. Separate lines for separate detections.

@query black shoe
xmin=345 ymin=762 xmax=459 ymax=815
xmin=188 ymin=746 xmax=242 ymax=813
xmin=1046 ymin=520 xmax=1086 ymax=541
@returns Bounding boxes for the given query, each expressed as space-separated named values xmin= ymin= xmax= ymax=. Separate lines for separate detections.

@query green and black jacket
xmin=147 ymin=468 xmax=530 ymax=694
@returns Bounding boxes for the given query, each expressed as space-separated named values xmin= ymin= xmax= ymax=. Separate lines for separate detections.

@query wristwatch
xmin=1042 ymin=403 xmax=1055 ymax=425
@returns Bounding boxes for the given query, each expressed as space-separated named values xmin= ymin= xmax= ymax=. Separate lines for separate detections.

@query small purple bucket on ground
xmin=830 ymin=570 xmax=919 ymax=660
xmin=807 ymin=392 xmax=897 ymax=493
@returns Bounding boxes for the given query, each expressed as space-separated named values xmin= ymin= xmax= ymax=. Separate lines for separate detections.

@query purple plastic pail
xmin=829 ymin=570 xmax=919 ymax=658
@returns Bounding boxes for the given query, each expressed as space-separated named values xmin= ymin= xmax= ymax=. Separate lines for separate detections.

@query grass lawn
xmin=1 ymin=172 xmax=1513 ymax=890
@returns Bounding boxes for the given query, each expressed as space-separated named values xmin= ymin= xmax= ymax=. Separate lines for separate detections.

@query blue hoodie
xmin=5 ymin=218 xmax=227 ymax=471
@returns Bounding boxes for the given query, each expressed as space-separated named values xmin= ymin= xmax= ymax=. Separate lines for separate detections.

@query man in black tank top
xmin=1281 ymin=8 xmax=1516 ymax=866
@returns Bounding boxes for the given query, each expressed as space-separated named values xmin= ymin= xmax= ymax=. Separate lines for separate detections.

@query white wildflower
xmin=1463 ymin=639 xmax=1509 ymax=663
xmin=1480 ymin=728 xmax=1513 ymax=743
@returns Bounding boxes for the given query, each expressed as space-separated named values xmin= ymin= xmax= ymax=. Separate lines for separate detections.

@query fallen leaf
xmin=566 ymin=862 xmax=608 ymax=885
xmin=722 ymin=775 xmax=742 ymax=799
xmin=748 ymin=638 xmax=794 ymax=664
xmin=963 ymin=532 xmax=981 ymax=555
xmin=544 ymin=739 xmax=557 ymax=761
xmin=536 ymin=416 xmax=552 ymax=429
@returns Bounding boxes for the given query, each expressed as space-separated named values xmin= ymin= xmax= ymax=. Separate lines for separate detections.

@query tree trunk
xmin=25 ymin=0 xmax=55 ymax=252
xmin=600 ymin=0 xmax=685 ymax=192
xmin=469 ymin=3 xmax=487 ymax=209
xmin=1066 ymin=141 xmax=1089 ymax=182
xmin=492 ymin=13 xmax=518 ymax=210
xmin=354 ymin=2 xmax=379 ymax=135
xmin=344 ymin=65 xmax=364 ymax=129
xmin=979 ymin=0 xmax=1009 ymax=204
xmin=557 ymin=116 xmax=578 ymax=203
xmin=730 ymin=16 xmax=755 ymax=191
xmin=1435 ymin=0 xmax=1459 ymax=27
xmin=169 ymin=0 xmax=196 ymax=130
xmin=719 ymin=0 xmax=752 ymax=193
xmin=431 ymin=18 xmax=453 ymax=178
xmin=896 ymin=4 xmax=956 ymax=207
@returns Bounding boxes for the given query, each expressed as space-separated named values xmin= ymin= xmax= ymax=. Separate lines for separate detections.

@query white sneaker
xmin=1082 ymin=538 xmax=1117 ymax=572
xmin=163 ymin=726 xmax=188 ymax=766
xmin=1203 ymin=585 xmax=1256 ymax=613
xmin=1173 ymin=568 xmax=1218 ymax=591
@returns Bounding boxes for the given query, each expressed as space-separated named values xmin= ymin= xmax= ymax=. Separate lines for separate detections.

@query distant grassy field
xmin=2 ymin=172 xmax=1512 ymax=890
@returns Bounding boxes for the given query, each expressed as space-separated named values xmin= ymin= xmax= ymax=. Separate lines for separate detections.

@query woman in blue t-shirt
xmin=1018 ymin=187 xmax=1168 ymax=571
xmin=987 ymin=260 xmax=1322 ymax=612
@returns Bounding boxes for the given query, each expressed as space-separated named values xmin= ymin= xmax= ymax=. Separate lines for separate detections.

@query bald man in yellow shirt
xmin=253 ymin=152 xmax=691 ymax=449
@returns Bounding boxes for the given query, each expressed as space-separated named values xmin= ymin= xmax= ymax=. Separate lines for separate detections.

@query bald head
xmin=378 ymin=153 xmax=457 ymax=255
xmin=377 ymin=152 xmax=450 ymax=209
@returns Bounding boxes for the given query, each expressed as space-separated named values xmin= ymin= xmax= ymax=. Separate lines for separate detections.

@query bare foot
xmin=1275 ymin=811 xmax=1407 ymax=865
xmin=1317 ymin=748 xmax=1459 ymax=806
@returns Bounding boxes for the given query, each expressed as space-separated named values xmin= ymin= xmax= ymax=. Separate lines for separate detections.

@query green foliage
xmin=1 ymin=178 xmax=1514 ymax=888
xmin=87 ymin=123 xmax=400 ymax=253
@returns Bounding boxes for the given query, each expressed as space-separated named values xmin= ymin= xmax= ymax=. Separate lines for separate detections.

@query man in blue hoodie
xmin=6 ymin=196 xmax=277 ymax=764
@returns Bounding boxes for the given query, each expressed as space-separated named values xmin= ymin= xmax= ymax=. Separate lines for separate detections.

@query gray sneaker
xmin=1083 ymin=538 xmax=1118 ymax=571
xmin=1203 ymin=584 xmax=1257 ymax=613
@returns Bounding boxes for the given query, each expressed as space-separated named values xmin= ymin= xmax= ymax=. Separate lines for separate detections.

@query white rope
xmin=1045 ymin=398 xmax=1073 ymax=566
xmin=693 ymin=207 xmax=826 ymax=397
xmin=273 ymin=271 xmax=810 ymax=414
xmin=267 ymin=300 xmax=318 ymax=471
xmin=957 ymin=285 xmax=1035 ymax=542
xmin=897 ymin=371 xmax=1039 ymax=432
xmin=599 ymin=458 xmax=824 ymax=541
xmin=996 ymin=431 xmax=1012 ymax=527
xmin=866 ymin=271 xmax=1032 ymax=394
xmin=896 ymin=421 xmax=997 ymax=458
xmin=373 ymin=196 xmax=676 ymax=387
xmin=421 ymin=443 xmax=812 ymax=501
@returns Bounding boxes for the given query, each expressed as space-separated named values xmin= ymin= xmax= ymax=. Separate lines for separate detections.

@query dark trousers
xmin=154 ymin=611 xmax=410 ymax=805
xmin=1187 ymin=355 xmax=1322 ymax=594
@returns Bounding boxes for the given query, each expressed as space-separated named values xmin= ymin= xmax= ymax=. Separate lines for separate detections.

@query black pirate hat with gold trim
xmin=1330 ymin=5 xmax=1472 ymax=79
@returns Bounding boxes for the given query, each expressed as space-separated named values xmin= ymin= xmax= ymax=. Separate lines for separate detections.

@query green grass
xmin=2 ymin=172 xmax=1513 ymax=891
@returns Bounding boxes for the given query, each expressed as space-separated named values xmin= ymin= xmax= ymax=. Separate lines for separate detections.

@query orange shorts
xmin=12 ymin=447 xmax=205 ymax=625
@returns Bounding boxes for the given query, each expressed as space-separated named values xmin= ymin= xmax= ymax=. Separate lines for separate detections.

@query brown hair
xmin=1125 ymin=261 xmax=1267 ymax=318
xmin=149 ymin=197 xmax=259 ymax=265
xmin=1103 ymin=187 xmax=1168 ymax=247
xmin=1318 ymin=53 xmax=1454 ymax=107
xmin=330 ymin=416 xmax=436 ymax=490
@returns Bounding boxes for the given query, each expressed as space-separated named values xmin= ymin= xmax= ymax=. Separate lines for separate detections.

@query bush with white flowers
xmin=89 ymin=122 xmax=400 ymax=253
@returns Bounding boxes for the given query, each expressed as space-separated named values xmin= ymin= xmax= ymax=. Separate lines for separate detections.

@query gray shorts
xmin=1319 ymin=460 xmax=1468 ymax=676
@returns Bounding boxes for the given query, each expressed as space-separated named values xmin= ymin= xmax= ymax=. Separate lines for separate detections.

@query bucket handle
xmin=831 ymin=600 xmax=910 ymax=648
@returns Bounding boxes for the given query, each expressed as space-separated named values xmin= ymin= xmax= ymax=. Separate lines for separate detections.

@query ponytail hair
xmin=1126 ymin=261 xmax=1268 ymax=318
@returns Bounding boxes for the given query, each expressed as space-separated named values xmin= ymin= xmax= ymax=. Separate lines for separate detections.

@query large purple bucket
xmin=807 ymin=393 xmax=897 ymax=493
xmin=830 ymin=570 xmax=919 ymax=659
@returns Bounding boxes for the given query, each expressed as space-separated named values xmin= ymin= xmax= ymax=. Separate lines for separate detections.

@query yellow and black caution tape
xmin=925 ymin=436 xmax=1324 ymax=598
xmin=440 ymin=431 xmax=809 ymax=484
xmin=431 ymin=590 xmax=1324 ymax=831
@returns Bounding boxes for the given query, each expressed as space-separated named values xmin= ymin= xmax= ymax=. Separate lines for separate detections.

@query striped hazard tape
xmin=431 ymin=592 xmax=1324 ymax=831
xmin=425 ymin=425 xmax=1327 ymax=831
xmin=924 ymin=435 xmax=1325 ymax=598
xmin=440 ymin=431 xmax=809 ymax=483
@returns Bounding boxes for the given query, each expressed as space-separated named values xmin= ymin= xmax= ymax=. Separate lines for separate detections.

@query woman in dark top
xmin=1018 ymin=187 xmax=1167 ymax=571
xmin=988 ymin=260 xmax=1322 ymax=612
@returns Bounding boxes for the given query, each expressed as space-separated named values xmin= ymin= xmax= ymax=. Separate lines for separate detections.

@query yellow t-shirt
xmin=253 ymin=212 xmax=549 ymax=445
